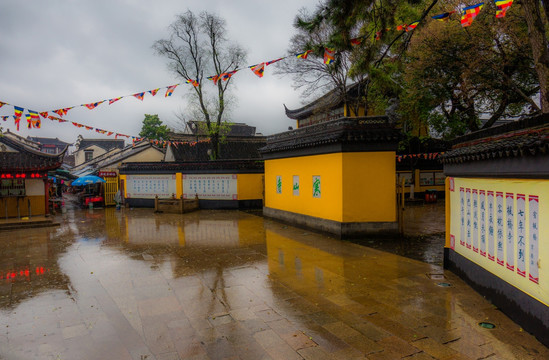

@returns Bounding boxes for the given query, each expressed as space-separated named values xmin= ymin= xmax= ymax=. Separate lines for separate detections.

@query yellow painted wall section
xmin=237 ymin=174 xmax=263 ymax=200
xmin=175 ymin=173 xmax=183 ymax=198
xmin=447 ymin=177 xmax=549 ymax=307
xmin=265 ymin=154 xmax=343 ymax=222
xmin=0 ymin=196 xmax=45 ymax=217
xmin=342 ymin=152 xmax=396 ymax=222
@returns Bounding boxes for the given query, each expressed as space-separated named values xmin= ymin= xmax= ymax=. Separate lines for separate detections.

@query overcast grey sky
xmin=0 ymin=0 xmax=320 ymax=145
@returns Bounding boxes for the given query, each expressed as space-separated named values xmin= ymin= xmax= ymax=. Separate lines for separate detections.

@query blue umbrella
xmin=71 ymin=175 xmax=106 ymax=186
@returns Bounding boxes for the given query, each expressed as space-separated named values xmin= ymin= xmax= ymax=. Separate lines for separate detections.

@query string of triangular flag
xmin=0 ymin=0 xmax=515 ymax=134
xmin=44 ymin=113 xmax=210 ymax=148
xmin=375 ymin=1 xmax=512 ymax=40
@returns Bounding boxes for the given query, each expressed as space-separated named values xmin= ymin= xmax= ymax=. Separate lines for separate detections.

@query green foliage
xmin=139 ymin=114 xmax=170 ymax=141
xmin=287 ymin=0 xmax=540 ymax=141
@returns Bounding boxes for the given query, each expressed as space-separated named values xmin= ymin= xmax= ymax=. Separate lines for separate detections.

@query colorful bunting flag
xmin=29 ymin=110 xmax=39 ymax=120
xmin=0 ymin=101 xmax=7 ymax=108
xmin=1 ymin=116 xmax=9 ymax=121
xmin=165 ymin=85 xmax=178 ymax=97
xmin=133 ymin=92 xmax=145 ymax=101
xmin=324 ymin=48 xmax=335 ymax=65
xmin=149 ymin=88 xmax=160 ymax=96
xmin=250 ymin=63 xmax=265 ymax=78
xmin=396 ymin=25 xmax=406 ymax=31
xmin=221 ymin=70 xmax=238 ymax=81
xmin=207 ymin=75 xmax=221 ymax=85
xmin=109 ymin=97 xmax=122 ymax=105
xmin=106 ymin=131 xmax=114 ymax=136
xmin=266 ymin=57 xmax=285 ymax=66
xmin=26 ymin=114 xmax=32 ymax=129
xmin=48 ymin=115 xmax=68 ymax=123
xmin=432 ymin=11 xmax=455 ymax=21
xmin=494 ymin=0 xmax=513 ymax=18
xmin=14 ymin=106 xmax=23 ymax=130
xmin=406 ymin=21 xmax=420 ymax=32
xmin=186 ymin=79 xmax=199 ymax=87
xmin=461 ymin=3 xmax=484 ymax=27
xmin=72 ymin=122 xmax=83 ymax=128
xmin=84 ymin=101 xmax=104 ymax=109
xmin=53 ymin=108 xmax=71 ymax=117
xmin=40 ymin=111 xmax=49 ymax=118
xmin=96 ymin=129 xmax=106 ymax=134
xmin=295 ymin=50 xmax=312 ymax=59
xmin=85 ymin=126 xmax=93 ymax=130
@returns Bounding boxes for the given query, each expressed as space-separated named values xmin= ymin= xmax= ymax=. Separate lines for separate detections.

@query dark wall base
xmin=125 ymin=198 xmax=262 ymax=210
xmin=125 ymin=198 xmax=155 ymax=208
xmin=263 ymin=207 xmax=398 ymax=239
xmin=444 ymin=248 xmax=549 ymax=347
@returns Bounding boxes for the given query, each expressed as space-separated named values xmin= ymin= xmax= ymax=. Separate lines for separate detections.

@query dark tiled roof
xmin=284 ymin=82 xmax=365 ymax=120
xmin=169 ymin=139 xmax=266 ymax=161
xmin=185 ymin=121 xmax=257 ymax=137
xmin=119 ymin=160 xmax=264 ymax=174
xmin=1 ymin=132 xmax=65 ymax=171
xmin=441 ymin=114 xmax=549 ymax=164
xmin=71 ymin=141 xmax=164 ymax=172
xmin=260 ymin=116 xmax=400 ymax=154
xmin=27 ymin=136 xmax=70 ymax=146
xmin=77 ymin=138 xmax=125 ymax=151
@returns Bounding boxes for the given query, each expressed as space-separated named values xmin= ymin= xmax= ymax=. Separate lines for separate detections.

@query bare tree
xmin=153 ymin=11 xmax=246 ymax=159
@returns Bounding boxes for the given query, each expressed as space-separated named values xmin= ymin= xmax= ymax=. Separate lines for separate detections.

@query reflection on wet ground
xmin=353 ymin=201 xmax=447 ymax=266
xmin=0 ymin=207 xmax=547 ymax=359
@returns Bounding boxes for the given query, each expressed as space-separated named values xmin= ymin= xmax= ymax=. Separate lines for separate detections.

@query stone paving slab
xmin=0 ymin=208 xmax=546 ymax=359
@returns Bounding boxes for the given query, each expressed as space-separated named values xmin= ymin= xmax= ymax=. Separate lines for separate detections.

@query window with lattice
xmin=0 ymin=179 xmax=25 ymax=196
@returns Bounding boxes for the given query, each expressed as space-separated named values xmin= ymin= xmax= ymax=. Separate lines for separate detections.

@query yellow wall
xmin=1 ymin=196 xmax=45 ymax=217
xmin=447 ymin=177 xmax=549 ymax=307
xmin=265 ymin=152 xmax=396 ymax=223
xmin=342 ymin=152 xmax=396 ymax=222
xmin=175 ymin=173 xmax=183 ymax=198
xmin=120 ymin=173 xmax=263 ymax=201
xmin=265 ymin=153 xmax=344 ymax=222
xmin=237 ymin=174 xmax=264 ymax=200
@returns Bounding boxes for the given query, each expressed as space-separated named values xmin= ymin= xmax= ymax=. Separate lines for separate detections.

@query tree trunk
xmin=522 ymin=0 xmax=549 ymax=112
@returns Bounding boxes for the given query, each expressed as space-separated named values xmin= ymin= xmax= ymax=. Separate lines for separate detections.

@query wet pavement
xmin=355 ymin=201 xmax=446 ymax=266
xmin=0 ymin=205 xmax=547 ymax=359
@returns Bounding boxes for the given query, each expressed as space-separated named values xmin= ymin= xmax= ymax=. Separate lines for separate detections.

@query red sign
xmin=0 ymin=172 xmax=46 ymax=179
xmin=98 ymin=171 xmax=117 ymax=178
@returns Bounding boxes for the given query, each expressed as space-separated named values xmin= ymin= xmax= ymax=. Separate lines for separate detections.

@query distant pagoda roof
xmin=27 ymin=136 xmax=71 ymax=146
xmin=1 ymin=131 xmax=66 ymax=172
xmin=284 ymin=82 xmax=364 ymax=120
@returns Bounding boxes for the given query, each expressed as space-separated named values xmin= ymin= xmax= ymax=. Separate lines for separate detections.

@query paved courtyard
xmin=0 ymin=206 xmax=547 ymax=359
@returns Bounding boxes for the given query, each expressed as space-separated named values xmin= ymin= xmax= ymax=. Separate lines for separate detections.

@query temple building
xmin=442 ymin=114 xmax=549 ymax=347
xmin=0 ymin=130 xmax=66 ymax=218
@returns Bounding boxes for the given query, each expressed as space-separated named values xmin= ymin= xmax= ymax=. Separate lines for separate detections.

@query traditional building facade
xmin=260 ymin=116 xmax=401 ymax=238
xmin=442 ymin=114 xmax=549 ymax=347
xmin=0 ymin=131 xmax=65 ymax=217
xmin=27 ymin=136 xmax=71 ymax=155
xmin=73 ymin=135 xmax=125 ymax=167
